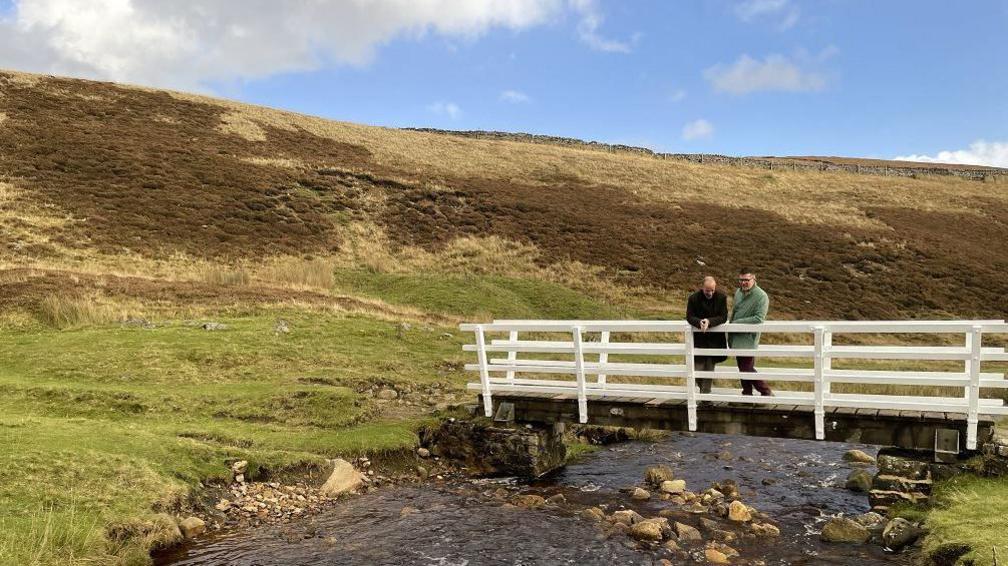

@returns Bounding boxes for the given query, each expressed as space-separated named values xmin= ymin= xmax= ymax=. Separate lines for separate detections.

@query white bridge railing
xmin=459 ymin=320 xmax=1008 ymax=450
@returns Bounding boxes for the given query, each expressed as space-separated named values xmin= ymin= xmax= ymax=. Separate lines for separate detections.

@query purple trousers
xmin=737 ymin=356 xmax=772 ymax=396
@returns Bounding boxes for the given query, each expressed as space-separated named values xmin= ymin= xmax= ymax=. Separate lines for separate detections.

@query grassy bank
xmin=0 ymin=265 xmax=622 ymax=564
xmin=0 ymin=312 xmax=456 ymax=564
xmin=921 ymin=475 xmax=1008 ymax=565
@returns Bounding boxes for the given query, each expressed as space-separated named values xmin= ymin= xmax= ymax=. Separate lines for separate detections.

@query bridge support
xmin=481 ymin=393 xmax=995 ymax=455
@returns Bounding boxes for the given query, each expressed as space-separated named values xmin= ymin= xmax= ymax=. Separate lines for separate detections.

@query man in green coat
xmin=730 ymin=268 xmax=772 ymax=396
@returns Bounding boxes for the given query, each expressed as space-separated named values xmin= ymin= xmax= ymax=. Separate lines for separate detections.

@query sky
xmin=1 ymin=0 xmax=1006 ymax=166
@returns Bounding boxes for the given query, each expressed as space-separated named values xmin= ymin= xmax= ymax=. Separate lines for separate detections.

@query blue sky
xmin=1 ymin=1 xmax=1006 ymax=164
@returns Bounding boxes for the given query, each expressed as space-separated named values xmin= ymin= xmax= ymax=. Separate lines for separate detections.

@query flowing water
xmin=156 ymin=433 xmax=916 ymax=565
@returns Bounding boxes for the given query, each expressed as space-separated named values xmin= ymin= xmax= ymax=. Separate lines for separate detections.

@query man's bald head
xmin=702 ymin=276 xmax=717 ymax=297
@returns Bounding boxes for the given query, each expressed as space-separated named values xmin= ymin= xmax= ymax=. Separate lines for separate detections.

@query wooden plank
xmin=922 ymin=411 xmax=945 ymax=421
xmin=877 ymin=409 xmax=900 ymax=418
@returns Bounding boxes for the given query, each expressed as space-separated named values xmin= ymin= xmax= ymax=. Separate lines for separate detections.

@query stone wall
xmin=418 ymin=418 xmax=567 ymax=478
xmin=869 ymin=427 xmax=1008 ymax=514
xmin=404 ymin=128 xmax=1006 ymax=184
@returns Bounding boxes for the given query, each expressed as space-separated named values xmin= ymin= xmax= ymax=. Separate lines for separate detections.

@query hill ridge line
xmin=403 ymin=127 xmax=1007 ymax=183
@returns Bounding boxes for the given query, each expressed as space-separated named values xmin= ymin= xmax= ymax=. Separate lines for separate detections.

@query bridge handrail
xmin=459 ymin=319 xmax=1008 ymax=450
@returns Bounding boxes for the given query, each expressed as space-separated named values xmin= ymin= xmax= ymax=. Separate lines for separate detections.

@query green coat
xmin=730 ymin=284 xmax=769 ymax=350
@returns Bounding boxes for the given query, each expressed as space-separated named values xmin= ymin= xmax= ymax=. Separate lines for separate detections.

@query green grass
xmin=332 ymin=269 xmax=622 ymax=320
xmin=564 ymin=441 xmax=601 ymax=464
xmin=0 ymin=312 xmax=468 ymax=564
xmin=921 ymin=475 xmax=1008 ymax=566
xmin=0 ymin=268 xmax=627 ymax=564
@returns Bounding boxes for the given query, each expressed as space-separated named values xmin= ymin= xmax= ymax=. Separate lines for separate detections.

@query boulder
xmin=843 ymin=449 xmax=876 ymax=464
xmin=581 ymin=507 xmax=606 ymax=521
xmin=751 ymin=522 xmax=780 ymax=537
xmin=178 ymin=516 xmax=205 ymax=539
xmin=854 ymin=512 xmax=885 ymax=528
xmin=727 ymin=500 xmax=751 ymax=522
xmin=510 ymin=494 xmax=546 ymax=509
xmin=882 ymin=518 xmax=923 ymax=551
xmin=376 ymin=388 xmax=398 ymax=400
xmin=699 ymin=517 xmax=719 ymax=532
xmin=820 ymin=517 xmax=870 ymax=543
xmin=704 ymin=548 xmax=729 ymax=564
xmin=705 ymin=488 xmax=725 ymax=500
xmin=674 ymin=521 xmax=703 ymax=542
xmin=714 ymin=479 xmax=740 ymax=499
xmin=611 ymin=509 xmax=645 ymax=526
xmin=320 ymin=459 xmax=364 ymax=497
xmin=630 ymin=487 xmax=651 ymax=500
xmin=546 ymin=493 xmax=566 ymax=505
xmin=630 ymin=520 xmax=664 ymax=542
xmin=417 ymin=447 xmax=431 ymax=458
xmin=845 ymin=469 xmax=873 ymax=492
xmin=231 ymin=460 xmax=248 ymax=474
xmin=660 ymin=480 xmax=686 ymax=494
xmin=644 ymin=465 xmax=676 ymax=486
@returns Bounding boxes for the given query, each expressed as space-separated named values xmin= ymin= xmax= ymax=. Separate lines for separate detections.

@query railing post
xmin=813 ymin=326 xmax=826 ymax=440
xmin=572 ymin=326 xmax=589 ymax=424
xmin=966 ymin=325 xmax=983 ymax=450
xmin=475 ymin=325 xmax=493 ymax=417
xmin=685 ymin=327 xmax=698 ymax=432
xmin=505 ymin=330 xmax=518 ymax=382
xmin=597 ymin=330 xmax=610 ymax=386
xmin=823 ymin=329 xmax=832 ymax=398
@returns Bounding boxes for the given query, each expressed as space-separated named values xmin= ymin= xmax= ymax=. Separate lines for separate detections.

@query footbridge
xmin=459 ymin=320 xmax=1008 ymax=454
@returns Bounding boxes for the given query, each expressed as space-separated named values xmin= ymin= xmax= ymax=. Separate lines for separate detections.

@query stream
xmin=156 ymin=433 xmax=915 ymax=565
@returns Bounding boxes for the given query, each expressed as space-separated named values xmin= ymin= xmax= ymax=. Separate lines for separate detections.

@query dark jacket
xmin=686 ymin=289 xmax=728 ymax=363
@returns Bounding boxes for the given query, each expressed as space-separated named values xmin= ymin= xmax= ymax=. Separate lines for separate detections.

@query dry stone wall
xmin=405 ymin=128 xmax=1006 ymax=183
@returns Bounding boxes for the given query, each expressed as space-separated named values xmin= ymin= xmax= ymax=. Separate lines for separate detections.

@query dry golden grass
xmin=217 ymin=110 xmax=267 ymax=142
xmin=199 ymin=264 xmax=251 ymax=287
xmin=35 ymin=293 xmax=144 ymax=329
xmin=0 ymin=180 xmax=76 ymax=261
xmin=255 ymin=256 xmax=335 ymax=291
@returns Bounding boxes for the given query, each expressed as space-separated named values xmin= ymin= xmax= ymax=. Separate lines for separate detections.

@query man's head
xmin=702 ymin=276 xmax=717 ymax=298
xmin=737 ymin=269 xmax=756 ymax=292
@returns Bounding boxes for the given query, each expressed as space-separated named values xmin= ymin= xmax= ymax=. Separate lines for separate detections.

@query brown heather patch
xmin=382 ymin=175 xmax=1008 ymax=318
xmin=0 ymin=69 xmax=1006 ymax=320
xmin=0 ymin=71 xmax=371 ymax=258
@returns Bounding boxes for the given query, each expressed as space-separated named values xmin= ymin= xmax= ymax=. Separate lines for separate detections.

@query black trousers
xmin=695 ymin=357 xmax=717 ymax=394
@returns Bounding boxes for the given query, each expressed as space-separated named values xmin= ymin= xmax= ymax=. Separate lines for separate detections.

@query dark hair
xmin=738 ymin=268 xmax=755 ymax=276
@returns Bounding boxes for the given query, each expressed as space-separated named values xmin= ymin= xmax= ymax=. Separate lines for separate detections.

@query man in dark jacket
xmin=686 ymin=276 xmax=728 ymax=394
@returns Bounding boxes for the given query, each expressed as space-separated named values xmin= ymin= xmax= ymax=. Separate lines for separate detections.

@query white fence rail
xmin=459 ymin=320 xmax=1008 ymax=450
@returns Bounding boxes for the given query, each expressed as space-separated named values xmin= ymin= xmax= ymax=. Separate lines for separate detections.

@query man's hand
xmin=700 ymin=318 xmax=709 ymax=332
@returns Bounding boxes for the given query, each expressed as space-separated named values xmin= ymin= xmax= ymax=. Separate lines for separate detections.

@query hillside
xmin=2 ymin=69 xmax=1007 ymax=321
xmin=1 ymin=70 xmax=1008 ymax=565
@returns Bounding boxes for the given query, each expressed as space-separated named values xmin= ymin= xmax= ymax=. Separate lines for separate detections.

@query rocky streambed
xmin=156 ymin=431 xmax=920 ymax=565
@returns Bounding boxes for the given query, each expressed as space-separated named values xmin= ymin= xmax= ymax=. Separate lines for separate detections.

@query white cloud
xmin=734 ymin=0 xmax=799 ymax=30
xmin=499 ymin=89 xmax=531 ymax=103
xmin=428 ymin=101 xmax=462 ymax=120
xmin=704 ymin=53 xmax=827 ymax=95
xmin=669 ymin=88 xmax=687 ymax=103
xmin=568 ymin=0 xmax=633 ymax=53
xmin=682 ymin=119 xmax=714 ymax=141
xmin=0 ymin=0 xmax=570 ymax=90
xmin=895 ymin=140 xmax=1008 ymax=168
